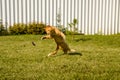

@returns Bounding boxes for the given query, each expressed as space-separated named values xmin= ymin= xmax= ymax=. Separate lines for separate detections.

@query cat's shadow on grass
xmin=68 ymin=52 xmax=82 ymax=56
xmin=57 ymin=52 xmax=82 ymax=57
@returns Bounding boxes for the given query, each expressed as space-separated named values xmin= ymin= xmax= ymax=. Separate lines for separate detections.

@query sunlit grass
xmin=0 ymin=35 xmax=120 ymax=80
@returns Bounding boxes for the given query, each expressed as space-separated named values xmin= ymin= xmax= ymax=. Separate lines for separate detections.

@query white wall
xmin=0 ymin=0 xmax=120 ymax=35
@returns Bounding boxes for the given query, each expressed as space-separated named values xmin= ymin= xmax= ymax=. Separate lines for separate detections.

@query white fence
xmin=0 ymin=0 xmax=120 ymax=35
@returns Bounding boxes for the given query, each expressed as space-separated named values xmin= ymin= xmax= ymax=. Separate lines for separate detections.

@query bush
xmin=0 ymin=24 xmax=8 ymax=36
xmin=9 ymin=23 xmax=27 ymax=35
xmin=9 ymin=22 xmax=46 ymax=35
xmin=27 ymin=22 xmax=46 ymax=35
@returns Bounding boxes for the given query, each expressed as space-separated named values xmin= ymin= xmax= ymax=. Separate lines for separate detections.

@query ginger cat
xmin=41 ymin=25 xmax=75 ymax=56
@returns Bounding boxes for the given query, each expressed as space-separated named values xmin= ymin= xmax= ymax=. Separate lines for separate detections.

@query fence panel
xmin=0 ymin=0 xmax=120 ymax=35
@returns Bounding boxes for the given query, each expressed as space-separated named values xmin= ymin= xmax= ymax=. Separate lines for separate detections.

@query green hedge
xmin=27 ymin=22 xmax=45 ymax=35
xmin=9 ymin=23 xmax=27 ymax=35
xmin=0 ymin=24 xmax=8 ymax=36
xmin=9 ymin=22 xmax=46 ymax=35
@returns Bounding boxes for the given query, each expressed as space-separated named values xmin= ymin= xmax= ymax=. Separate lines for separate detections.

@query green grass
xmin=0 ymin=35 xmax=120 ymax=80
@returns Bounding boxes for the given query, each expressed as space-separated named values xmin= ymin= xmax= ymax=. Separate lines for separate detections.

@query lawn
xmin=0 ymin=35 xmax=120 ymax=80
